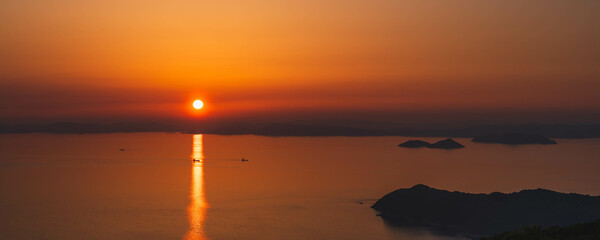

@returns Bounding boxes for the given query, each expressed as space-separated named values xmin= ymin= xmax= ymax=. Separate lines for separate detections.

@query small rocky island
xmin=472 ymin=133 xmax=557 ymax=145
xmin=372 ymin=185 xmax=600 ymax=238
xmin=398 ymin=138 xmax=464 ymax=149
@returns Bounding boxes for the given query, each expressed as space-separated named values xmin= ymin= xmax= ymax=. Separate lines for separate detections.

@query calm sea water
xmin=1 ymin=133 xmax=600 ymax=240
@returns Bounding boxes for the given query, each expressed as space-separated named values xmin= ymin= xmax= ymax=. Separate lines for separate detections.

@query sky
xmin=1 ymin=0 xmax=599 ymax=127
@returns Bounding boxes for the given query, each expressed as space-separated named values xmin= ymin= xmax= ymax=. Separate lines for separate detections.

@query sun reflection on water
xmin=185 ymin=134 xmax=208 ymax=240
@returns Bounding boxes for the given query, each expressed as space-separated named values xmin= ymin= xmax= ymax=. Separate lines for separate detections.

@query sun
xmin=193 ymin=100 xmax=204 ymax=110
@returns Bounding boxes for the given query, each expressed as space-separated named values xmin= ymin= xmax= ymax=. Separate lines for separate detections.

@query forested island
xmin=372 ymin=185 xmax=600 ymax=238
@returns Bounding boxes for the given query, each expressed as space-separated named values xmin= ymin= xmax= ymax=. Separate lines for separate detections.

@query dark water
xmin=1 ymin=133 xmax=599 ymax=239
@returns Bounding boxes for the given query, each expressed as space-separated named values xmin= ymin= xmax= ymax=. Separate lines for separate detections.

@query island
xmin=398 ymin=138 xmax=464 ymax=149
xmin=397 ymin=140 xmax=431 ymax=148
xmin=472 ymin=133 xmax=557 ymax=145
xmin=371 ymin=185 xmax=600 ymax=238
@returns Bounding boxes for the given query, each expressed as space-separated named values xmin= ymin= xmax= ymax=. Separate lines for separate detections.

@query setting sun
xmin=193 ymin=100 xmax=204 ymax=110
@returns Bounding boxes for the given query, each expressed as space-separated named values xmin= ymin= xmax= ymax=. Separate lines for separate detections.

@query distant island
xmin=472 ymin=133 xmax=557 ymax=145
xmin=398 ymin=138 xmax=464 ymax=149
xmin=2 ymin=122 xmax=600 ymax=138
xmin=371 ymin=185 xmax=600 ymax=238
xmin=397 ymin=140 xmax=431 ymax=148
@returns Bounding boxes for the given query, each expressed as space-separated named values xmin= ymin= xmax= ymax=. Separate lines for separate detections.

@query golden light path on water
xmin=185 ymin=134 xmax=208 ymax=240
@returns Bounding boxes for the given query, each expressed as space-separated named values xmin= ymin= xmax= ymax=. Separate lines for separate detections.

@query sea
xmin=1 ymin=133 xmax=599 ymax=240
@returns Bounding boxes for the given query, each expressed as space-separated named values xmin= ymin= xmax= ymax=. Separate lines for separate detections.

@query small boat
xmin=192 ymin=159 xmax=200 ymax=162
xmin=119 ymin=148 xmax=125 ymax=152
xmin=241 ymin=158 xmax=248 ymax=162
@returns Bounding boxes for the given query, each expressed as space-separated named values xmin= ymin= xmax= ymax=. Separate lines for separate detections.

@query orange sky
xmin=1 ymin=0 xmax=599 ymax=125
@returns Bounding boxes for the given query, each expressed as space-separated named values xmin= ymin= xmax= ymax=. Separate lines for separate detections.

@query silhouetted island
xmin=372 ymin=185 xmax=600 ymax=238
xmin=430 ymin=138 xmax=465 ymax=149
xmin=397 ymin=140 xmax=431 ymax=148
xmin=2 ymin=122 xmax=600 ymax=138
xmin=398 ymin=138 xmax=464 ymax=149
xmin=472 ymin=133 xmax=557 ymax=145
